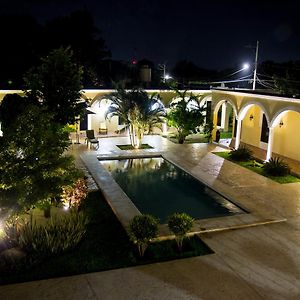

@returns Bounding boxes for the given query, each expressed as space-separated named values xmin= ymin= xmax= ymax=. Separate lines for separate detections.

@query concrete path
xmin=1 ymin=136 xmax=300 ymax=300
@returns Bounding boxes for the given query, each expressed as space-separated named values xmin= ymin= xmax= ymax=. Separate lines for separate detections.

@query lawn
xmin=214 ymin=151 xmax=300 ymax=184
xmin=0 ymin=191 xmax=212 ymax=285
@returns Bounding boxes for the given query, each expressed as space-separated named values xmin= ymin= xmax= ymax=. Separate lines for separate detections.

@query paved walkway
xmin=1 ymin=136 xmax=300 ymax=300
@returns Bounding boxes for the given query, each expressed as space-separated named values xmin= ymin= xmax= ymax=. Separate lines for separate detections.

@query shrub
xmin=6 ymin=211 xmax=88 ymax=257
xmin=263 ymin=157 xmax=290 ymax=176
xmin=61 ymin=178 xmax=88 ymax=210
xmin=229 ymin=146 xmax=252 ymax=161
xmin=168 ymin=213 xmax=194 ymax=251
xmin=129 ymin=214 xmax=159 ymax=257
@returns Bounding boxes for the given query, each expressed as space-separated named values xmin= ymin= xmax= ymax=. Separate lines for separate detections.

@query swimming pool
xmin=100 ymin=157 xmax=244 ymax=223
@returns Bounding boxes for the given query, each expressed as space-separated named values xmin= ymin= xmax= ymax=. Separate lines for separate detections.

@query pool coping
xmin=81 ymin=152 xmax=286 ymax=238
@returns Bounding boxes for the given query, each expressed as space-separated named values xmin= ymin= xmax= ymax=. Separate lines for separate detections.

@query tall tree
xmin=43 ymin=10 xmax=110 ymax=86
xmin=0 ymin=14 xmax=40 ymax=88
xmin=24 ymin=47 xmax=84 ymax=125
xmin=0 ymin=105 xmax=79 ymax=212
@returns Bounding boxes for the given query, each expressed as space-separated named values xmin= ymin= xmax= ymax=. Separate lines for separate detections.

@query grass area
xmin=0 ymin=191 xmax=212 ymax=285
xmin=117 ymin=144 xmax=153 ymax=150
xmin=220 ymin=131 xmax=233 ymax=139
xmin=214 ymin=151 xmax=300 ymax=184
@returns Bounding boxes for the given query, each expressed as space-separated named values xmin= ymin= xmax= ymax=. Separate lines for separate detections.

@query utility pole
xmin=253 ymin=40 xmax=259 ymax=90
xmin=158 ymin=63 xmax=166 ymax=82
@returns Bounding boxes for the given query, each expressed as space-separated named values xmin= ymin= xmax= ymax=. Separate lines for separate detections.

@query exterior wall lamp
xmin=249 ymin=114 xmax=254 ymax=121
xmin=279 ymin=120 xmax=284 ymax=128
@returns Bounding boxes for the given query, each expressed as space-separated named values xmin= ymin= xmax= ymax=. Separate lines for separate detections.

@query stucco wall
xmin=240 ymin=106 xmax=262 ymax=147
xmin=273 ymin=111 xmax=300 ymax=161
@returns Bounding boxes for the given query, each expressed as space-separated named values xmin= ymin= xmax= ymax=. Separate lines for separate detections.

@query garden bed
xmin=0 ymin=191 xmax=212 ymax=285
xmin=116 ymin=144 xmax=153 ymax=150
xmin=165 ymin=134 xmax=209 ymax=144
xmin=214 ymin=152 xmax=300 ymax=184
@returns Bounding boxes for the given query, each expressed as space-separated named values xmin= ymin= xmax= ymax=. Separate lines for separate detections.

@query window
xmin=260 ymin=114 xmax=269 ymax=143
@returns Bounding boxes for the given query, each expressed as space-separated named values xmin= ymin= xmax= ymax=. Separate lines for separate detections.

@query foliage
xmin=166 ymin=89 xmax=205 ymax=144
xmin=168 ymin=213 xmax=194 ymax=251
xmin=263 ymin=157 xmax=290 ymax=176
xmin=203 ymin=121 xmax=214 ymax=142
xmin=229 ymin=146 xmax=252 ymax=161
xmin=0 ymin=94 xmax=37 ymax=132
xmin=43 ymin=10 xmax=110 ymax=86
xmin=214 ymin=152 xmax=299 ymax=184
xmin=106 ymin=84 xmax=165 ymax=148
xmin=129 ymin=214 xmax=159 ymax=257
xmin=274 ymin=75 xmax=300 ymax=97
xmin=0 ymin=191 xmax=211 ymax=285
xmin=24 ymin=47 xmax=84 ymax=125
xmin=6 ymin=211 xmax=88 ymax=256
xmin=0 ymin=105 xmax=81 ymax=211
xmin=61 ymin=179 xmax=88 ymax=209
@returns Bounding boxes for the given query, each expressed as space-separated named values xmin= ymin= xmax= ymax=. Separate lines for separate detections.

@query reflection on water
xmin=100 ymin=157 xmax=243 ymax=223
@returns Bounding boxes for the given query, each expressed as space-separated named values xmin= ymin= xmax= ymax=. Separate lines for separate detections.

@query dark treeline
xmin=1 ymin=10 xmax=299 ymax=94
xmin=0 ymin=10 xmax=111 ymax=89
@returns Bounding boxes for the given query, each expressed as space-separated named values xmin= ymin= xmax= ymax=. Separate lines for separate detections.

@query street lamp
xmin=226 ymin=63 xmax=250 ymax=77
xmin=164 ymin=74 xmax=172 ymax=81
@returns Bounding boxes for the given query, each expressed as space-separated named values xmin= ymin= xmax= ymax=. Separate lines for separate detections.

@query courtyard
xmin=1 ymin=135 xmax=300 ymax=299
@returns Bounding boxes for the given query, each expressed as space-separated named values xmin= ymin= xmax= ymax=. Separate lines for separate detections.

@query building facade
xmin=1 ymin=89 xmax=300 ymax=163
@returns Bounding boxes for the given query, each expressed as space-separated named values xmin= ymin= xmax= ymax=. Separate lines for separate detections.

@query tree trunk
xmin=178 ymin=132 xmax=186 ymax=144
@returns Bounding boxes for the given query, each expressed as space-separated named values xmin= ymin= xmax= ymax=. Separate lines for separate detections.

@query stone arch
xmin=199 ymin=94 xmax=212 ymax=108
xmin=238 ymin=100 xmax=270 ymax=125
xmin=213 ymin=98 xmax=238 ymax=119
xmin=270 ymin=106 xmax=300 ymax=127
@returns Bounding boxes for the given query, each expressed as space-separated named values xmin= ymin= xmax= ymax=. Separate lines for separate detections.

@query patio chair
xmin=86 ymin=130 xmax=99 ymax=150
xmin=99 ymin=122 xmax=108 ymax=135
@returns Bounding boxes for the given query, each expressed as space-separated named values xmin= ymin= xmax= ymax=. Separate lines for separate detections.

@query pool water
xmin=100 ymin=157 xmax=244 ymax=223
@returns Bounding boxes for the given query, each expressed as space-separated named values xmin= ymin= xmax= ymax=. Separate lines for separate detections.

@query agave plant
xmin=229 ymin=146 xmax=252 ymax=161
xmin=106 ymin=84 xmax=165 ymax=148
xmin=263 ymin=157 xmax=290 ymax=176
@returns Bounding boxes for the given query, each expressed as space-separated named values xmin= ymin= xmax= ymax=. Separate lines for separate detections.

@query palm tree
xmin=106 ymin=85 xmax=165 ymax=148
xmin=166 ymin=89 xmax=206 ymax=144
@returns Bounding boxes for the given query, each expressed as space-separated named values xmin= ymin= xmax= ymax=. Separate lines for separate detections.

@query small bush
xmin=168 ymin=213 xmax=194 ymax=251
xmin=129 ymin=214 xmax=159 ymax=257
xmin=229 ymin=146 xmax=252 ymax=161
xmin=263 ymin=157 xmax=290 ymax=176
xmin=6 ymin=211 xmax=88 ymax=257
xmin=61 ymin=178 xmax=88 ymax=210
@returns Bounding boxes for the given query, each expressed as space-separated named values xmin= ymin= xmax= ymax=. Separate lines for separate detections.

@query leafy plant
xmin=166 ymin=89 xmax=205 ymax=144
xmin=106 ymin=84 xmax=165 ymax=148
xmin=263 ymin=157 xmax=290 ymax=176
xmin=129 ymin=214 xmax=159 ymax=257
xmin=168 ymin=213 xmax=194 ymax=251
xmin=6 ymin=211 xmax=88 ymax=257
xmin=61 ymin=178 xmax=88 ymax=210
xmin=229 ymin=146 xmax=252 ymax=161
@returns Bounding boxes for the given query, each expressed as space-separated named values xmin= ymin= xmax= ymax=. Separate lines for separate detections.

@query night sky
xmin=2 ymin=0 xmax=300 ymax=70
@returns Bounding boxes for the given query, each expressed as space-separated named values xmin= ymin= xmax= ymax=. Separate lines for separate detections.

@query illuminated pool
xmin=100 ymin=157 xmax=244 ymax=223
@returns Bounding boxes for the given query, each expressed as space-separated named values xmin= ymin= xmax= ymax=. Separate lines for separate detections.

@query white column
xmin=220 ymin=103 xmax=227 ymax=130
xmin=235 ymin=119 xmax=242 ymax=149
xmin=266 ymin=127 xmax=274 ymax=161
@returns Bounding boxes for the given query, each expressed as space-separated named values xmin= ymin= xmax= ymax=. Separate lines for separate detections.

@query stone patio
xmin=1 ymin=135 xmax=300 ymax=299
